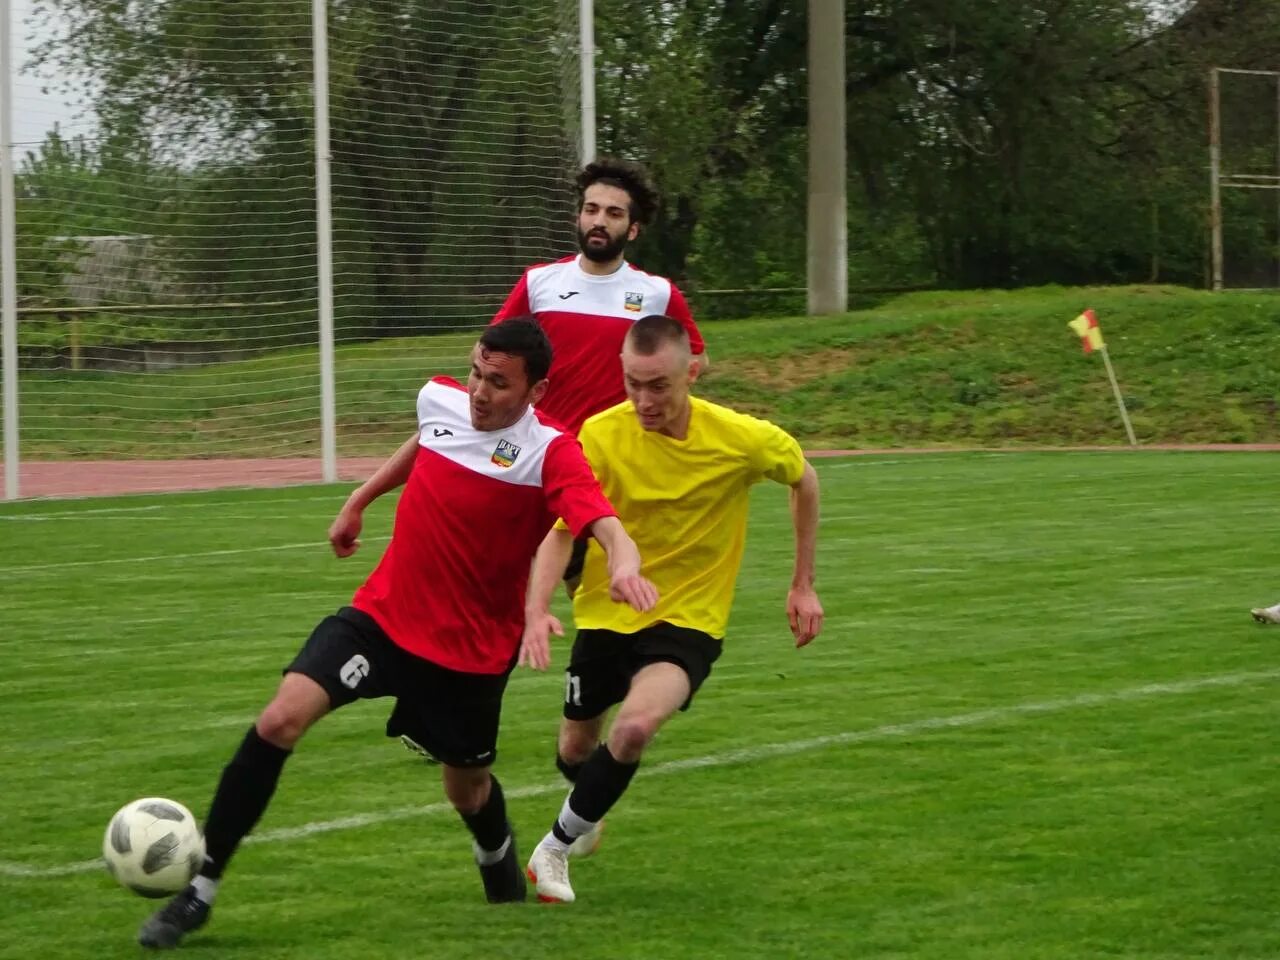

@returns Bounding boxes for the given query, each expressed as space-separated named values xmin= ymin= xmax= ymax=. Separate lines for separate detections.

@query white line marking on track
xmin=3 ymin=667 xmax=1275 ymax=879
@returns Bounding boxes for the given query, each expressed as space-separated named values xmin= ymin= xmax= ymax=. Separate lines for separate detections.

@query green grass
xmin=1 ymin=452 xmax=1277 ymax=958
xmin=704 ymin=285 xmax=1280 ymax=446
xmin=12 ymin=284 xmax=1280 ymax=457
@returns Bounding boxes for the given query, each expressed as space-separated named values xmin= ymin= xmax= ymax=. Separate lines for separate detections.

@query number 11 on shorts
xmin=565 ymin=673 xmax=582 ymax=706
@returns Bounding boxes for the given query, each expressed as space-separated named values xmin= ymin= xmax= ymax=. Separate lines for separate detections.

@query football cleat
xmin=400 ymin=734 xmax=441 ymax=763
xmin=137 ymin=886 xmax=211 ymax=949
xmin=476 ymin=829 xmax=527 ymax=903
xmin=1250 ymin=606 xmax=1280 ymax=625
xmin=526 ymin=842 xmax=575 ymax=903
xmin=568 ymin=819 xmax=604 ymax=858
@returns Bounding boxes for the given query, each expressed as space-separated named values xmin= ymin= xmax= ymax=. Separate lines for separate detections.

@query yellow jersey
xmin=568 ymin=396 xmax=807 ymax=638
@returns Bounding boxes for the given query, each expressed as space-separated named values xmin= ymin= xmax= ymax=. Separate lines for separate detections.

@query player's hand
xmin=328 ymin=507 xmax=363 ymax=558
xmin=787 ymin=586 xmax=823 ymax=647
xmin=609 ymin=571 xmax=659 ymax=613
xmin=605 ymin=537 xmax=659 ymax=613
xmin=518 ymin=611 xmax=563 ymax=671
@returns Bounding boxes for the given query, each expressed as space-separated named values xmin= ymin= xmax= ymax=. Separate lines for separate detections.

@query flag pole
xmin=1098 ymin=345 xmax=1137 ymax=446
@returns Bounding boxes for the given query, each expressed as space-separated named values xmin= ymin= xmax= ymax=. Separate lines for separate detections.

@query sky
xmin=8 ymin=0 xmax=86 ymax=147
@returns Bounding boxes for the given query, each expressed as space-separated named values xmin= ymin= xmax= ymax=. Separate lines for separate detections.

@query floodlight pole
xmin=1208 ymin=68 xmax=1223 ymax=292
xmin=313 ymin=0 xmax=337 ymax=483
xmin=807 ymin=0 xmax=847 ymax=315
xmin=0 ymin=0 xmax=18 ymax=499
xmin=579 ymin=0 xmax=596 ymax=165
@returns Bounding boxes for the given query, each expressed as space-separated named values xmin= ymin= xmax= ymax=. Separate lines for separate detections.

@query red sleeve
xmin=665 ymin=284 xmax=704 ymax=355
xmin=492 ymin=272 xmax=531 ymax=324
xmin=541 ymin=435 xmax=616 ymax=538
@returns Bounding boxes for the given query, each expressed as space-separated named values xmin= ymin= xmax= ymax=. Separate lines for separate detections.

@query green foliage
xmin=29 ymin=0 xmax=575 ymax=335
xmin=697 ymin=285 xmax=1280 ymax=446
xmin=20 ymin=0 xmax=1280 ymax=308
xmin=600 ymin=0 xmax=1280 ymax=289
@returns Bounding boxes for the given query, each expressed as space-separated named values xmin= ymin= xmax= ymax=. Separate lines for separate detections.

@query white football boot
xmin=526 ymin=842 xmax=575 ymax=903
xmin=568 ymin=819 xmax=604 ymax=858
xmin=1250 ymin=604 xmax=1280 ymax=624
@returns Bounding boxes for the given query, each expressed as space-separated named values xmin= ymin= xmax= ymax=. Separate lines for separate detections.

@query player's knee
xmin=609 ymin=713 xmax=660 ymax=759
xmin=254 ymin=700 xmax=312 ymax=749
xmin=443 ymin=769 xmax=490 ymax=814
xmin=557 ymin=729 xmax=596 ymax=766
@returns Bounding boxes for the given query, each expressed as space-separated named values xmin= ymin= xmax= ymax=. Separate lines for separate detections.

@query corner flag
xmin=1066 ymin=308 xmax=1136 ymax=446
xmin=1068 ymin=309 xmax=1104 ymax=354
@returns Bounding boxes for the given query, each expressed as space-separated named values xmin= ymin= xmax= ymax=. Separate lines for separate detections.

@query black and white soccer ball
xmin=102 ymin=797 xmax=206 ymax=898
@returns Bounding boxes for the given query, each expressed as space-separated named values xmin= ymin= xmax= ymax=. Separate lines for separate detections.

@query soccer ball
xmin=102 ymin=797 xmax=206 ymax=898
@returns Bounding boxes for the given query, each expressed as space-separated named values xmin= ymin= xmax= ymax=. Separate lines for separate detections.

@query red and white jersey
xmin=492 ymin=255 xmax=705 ymax=434
xmin=352 ymin=377 xmax=616 ymax=674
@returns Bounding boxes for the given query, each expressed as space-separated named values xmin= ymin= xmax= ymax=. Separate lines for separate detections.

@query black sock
xmin=554 ymin=744 xmax=637 ymax=840
xmin=459 ymin=774 xmax=509 ymax=854
xmin=556 ymin=752 xmax=585 ymax=783
xmin=200 ymin=726 xmax=291 ymax=879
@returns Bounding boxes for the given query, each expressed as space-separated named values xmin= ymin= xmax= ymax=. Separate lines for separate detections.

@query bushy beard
xmin=578 ymin=226 xmax=628 ymax=263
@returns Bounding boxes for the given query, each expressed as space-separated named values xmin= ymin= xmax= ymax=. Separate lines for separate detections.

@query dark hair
xmin=625 ymin=314 xmax=690 ymax=355
xmin=478 ymin=316 xmax=553 ymax=384
xmin=575 ymin=157 xmax=659 ymax=225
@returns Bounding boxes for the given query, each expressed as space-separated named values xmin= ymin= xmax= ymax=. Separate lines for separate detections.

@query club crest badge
xmin=491 ymin=438 xmax=521 ymax=468
xmin=624 ymin=291 xmax=644 ymax=312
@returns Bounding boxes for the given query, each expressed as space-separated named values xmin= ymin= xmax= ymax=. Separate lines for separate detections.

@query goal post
xmin=1208 ymin=66 xmax=1280 ymax=291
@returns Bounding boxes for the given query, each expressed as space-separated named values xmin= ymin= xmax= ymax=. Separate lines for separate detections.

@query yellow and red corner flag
xmin=1065 ymin=307 xmax=1137 ymax=446
xmin=1068 ymin=308 xmax=1105 ymax=354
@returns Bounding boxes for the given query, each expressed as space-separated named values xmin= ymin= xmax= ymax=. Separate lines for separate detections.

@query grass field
xmin=1 ymin=451 xmax=1277 ymax=959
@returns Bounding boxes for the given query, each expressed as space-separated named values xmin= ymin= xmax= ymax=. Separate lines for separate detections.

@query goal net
xmin=1210 ymin=68 xmax=1280 ymax=290
xmin=7 ymin=0 xmax=580 ymax=491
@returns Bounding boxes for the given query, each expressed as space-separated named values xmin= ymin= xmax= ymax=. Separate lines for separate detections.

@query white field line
xmin=0 ymin=458 xmax=874 ymax=523
xmin=0 ymin=512 xmax=865 ymax=575
xmin=3 ymin=667 xmax=1275 ymax=880
xmin=0 ymin=494 xmax=345 ymax=520
xmin=0 ymin=513 xmax=321 ymax=523
xmin=0 ymin=538 xmax=392 ymax=574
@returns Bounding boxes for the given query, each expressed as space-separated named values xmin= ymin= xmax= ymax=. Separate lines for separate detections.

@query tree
xmin=31 ymin=0 xmax=576 ymax=336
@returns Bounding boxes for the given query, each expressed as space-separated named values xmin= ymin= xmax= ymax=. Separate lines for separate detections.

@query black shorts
xmin=286 ymin=607 xmax=512 ymax=767
xmin=563 ymin=536 xmax=589 ymax=584
xmin=562 ymin=622 xmax=723 ymax=721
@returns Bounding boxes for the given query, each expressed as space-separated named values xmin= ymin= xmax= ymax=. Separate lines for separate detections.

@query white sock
xmin=538 ymin=830 xmax=571 ymax=855
xmin=190 ymin=874 xmax=220 ymax=904
xmin=562 ymin=799 xmax=597 ymax=836
xmin=473 ymin=834 xmax=511 ymax=866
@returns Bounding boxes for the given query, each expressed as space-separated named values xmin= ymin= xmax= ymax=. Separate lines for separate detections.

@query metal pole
xmin=1099 ymin=346 xmax=1137 ymax=447
xmin=1 ymin=0 xmax=18 ymax=499
xmin=1209 ymin=67 xmax=1223 ymax=292
xmin=807 ymin=0 xmax=847 ymax=315
xmin=579 ymin=0 xmax=596 ymax=165
xmin=313 ymin=0 xmax=337 ymax=483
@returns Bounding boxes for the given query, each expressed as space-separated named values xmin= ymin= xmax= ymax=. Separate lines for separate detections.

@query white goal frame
xmin=1208 ymin=66 xmax=1280 ymax=291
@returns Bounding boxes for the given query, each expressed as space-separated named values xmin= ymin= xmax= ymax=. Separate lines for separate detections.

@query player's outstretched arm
xmin=786 ymin=461 xmax=823 ymax=646
xmin=520 ymin=527 xmax=575 ymax=670
xmin=328 ymin=432 xmax=420 ymax=557
xmin=589 ymin=516 xmax=659 ymax=613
